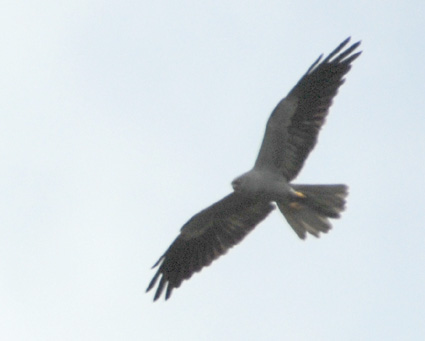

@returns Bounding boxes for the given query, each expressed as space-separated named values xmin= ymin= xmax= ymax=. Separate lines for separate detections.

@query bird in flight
xmin=147 ymin=37 xmax=361 ymax=301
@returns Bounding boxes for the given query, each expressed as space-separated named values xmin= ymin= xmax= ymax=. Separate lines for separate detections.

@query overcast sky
xmin=1 ymin=1 xmax=425 ymax=340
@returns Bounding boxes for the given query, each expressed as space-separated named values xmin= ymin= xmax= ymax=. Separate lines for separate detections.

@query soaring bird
xmin=147 ymin=37 xmax=361 ymax=301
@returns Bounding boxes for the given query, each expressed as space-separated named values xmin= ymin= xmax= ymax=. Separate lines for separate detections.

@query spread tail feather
xmin=277 ymin=184 xmax=348 ymax=239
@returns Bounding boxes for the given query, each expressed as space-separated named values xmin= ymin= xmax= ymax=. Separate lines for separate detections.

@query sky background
xmin=1 ymin=1 xmax=425 ymax=340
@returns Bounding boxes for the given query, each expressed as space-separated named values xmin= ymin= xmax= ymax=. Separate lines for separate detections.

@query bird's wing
xmin=254 ymin=37 xmax=361 ymax=181
xmin=146 ymin=193 xmax=274 ymax=301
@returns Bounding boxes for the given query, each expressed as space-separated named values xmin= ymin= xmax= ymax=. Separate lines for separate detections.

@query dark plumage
xmin=147 ymin=38 xmax=361 ymax=301
xmin=147 ymin=194 xmax=274 ymax=300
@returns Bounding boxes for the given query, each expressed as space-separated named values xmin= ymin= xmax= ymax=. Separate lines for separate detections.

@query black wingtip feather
xmin=306 ymin=54 xmax=323 ymax=74
xmin=333 ymin=42 xmax=361 ymax=63
xmin=342 ymin=51 xmax=362 ymax=65
xmin=323 ymin=37 xmax=351 ymax=63
xmin=153 ymin=276 xmax=167 ymax=301
xmin=146 ymin=268 xmax=161 ymax=293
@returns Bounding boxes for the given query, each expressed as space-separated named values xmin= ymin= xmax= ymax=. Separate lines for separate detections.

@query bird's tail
xmin=277 ymin=184 xmax=348 ymax=239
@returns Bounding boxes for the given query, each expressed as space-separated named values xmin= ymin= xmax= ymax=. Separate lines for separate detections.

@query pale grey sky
xmin=1 ymin=1 xmax=425 ymax=340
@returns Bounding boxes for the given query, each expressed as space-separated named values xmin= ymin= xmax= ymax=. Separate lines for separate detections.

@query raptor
xmin=147 ymin=37 xmax=361 ymax=301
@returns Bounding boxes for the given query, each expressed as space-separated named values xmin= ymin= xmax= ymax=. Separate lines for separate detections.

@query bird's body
xmin=147 ymin=37 xmax=361 ymax=301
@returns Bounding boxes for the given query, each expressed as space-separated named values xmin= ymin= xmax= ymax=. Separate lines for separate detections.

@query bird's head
xmin=231 ymin=172 xmax=255 ymax=193
xmin=231 ymin=177 xmax=243 ymax=192
xmin=232 ymin=169 xmax=280 ymax=197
